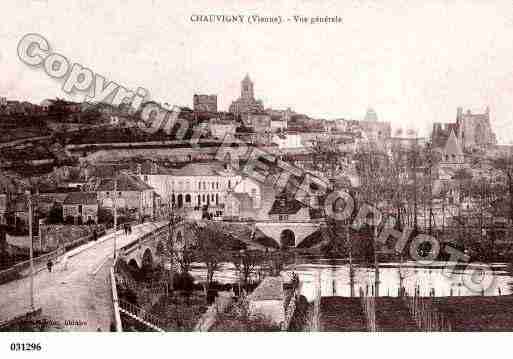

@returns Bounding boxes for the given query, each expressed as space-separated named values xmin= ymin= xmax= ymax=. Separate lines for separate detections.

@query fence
xmin=110 ymin=259 xmax=123 ymax=332
xmin=0 ymin=246 xmax=65 ymax=284
xmin=403 ymin=295 xmax=452 ymax=331
xmin=0 ymin=230 xmax=98 ymax=284
xmin=118 ymin=299 xmax=165 ymax=332
xmin=282 ymin=290 xmax=298 ymax=331
xmin=360 ymin=288 xmax=377 ymax=332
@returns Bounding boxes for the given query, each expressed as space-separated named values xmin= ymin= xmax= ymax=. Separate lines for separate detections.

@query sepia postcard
xmin=1 ymin=0 xmax=513 ymax=357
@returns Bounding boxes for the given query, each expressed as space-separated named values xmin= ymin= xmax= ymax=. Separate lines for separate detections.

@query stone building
xmin=209 ymin=119 xmax=236 ymax=139
xmin=62 ymin=192 xmax=98 ymax=224
xmin=245 ymin=113 xmax=271 ymax=132
xmin=138 ymin=162 xmax=241 ymax=210
xmin=438 ymin=129 xmax=465 ymax=170
xmin=432 ymin=107 xmax=497 ymax=152
xmin=224 ymin=192 xmax=255 ymax=220
xmin=193 ymin=94 xmax=217 ymax=112
xmin=229 ymin=74 xmax=264 ymax=116
xmin=95 ymin=172 xmax=155 ymax=219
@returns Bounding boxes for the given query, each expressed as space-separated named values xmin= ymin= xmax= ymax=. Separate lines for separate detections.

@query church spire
xmin=241 ymin=73 xmax=254 ymax=100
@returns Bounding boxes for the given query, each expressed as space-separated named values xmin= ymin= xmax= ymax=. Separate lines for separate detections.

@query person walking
xmin=46 ymin=259 xmax=53 ymax=273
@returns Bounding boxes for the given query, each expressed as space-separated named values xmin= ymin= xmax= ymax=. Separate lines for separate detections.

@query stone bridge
xmin=119 ymin=221 xmax=191 ymax=271
xmin=254 ymin=221 xmax=323 ymax=248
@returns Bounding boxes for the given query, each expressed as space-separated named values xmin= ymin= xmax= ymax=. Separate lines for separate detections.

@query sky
xmin=2 ymin=0 xmax=513 ymax=143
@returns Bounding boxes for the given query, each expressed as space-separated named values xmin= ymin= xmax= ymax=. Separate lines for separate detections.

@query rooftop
xmin=268 ymin=195 xmax=307 ymax=215
xmin=248 ymin=276 xmax=284 ymax=301
xmin=163 ymin=162 xmax=232 ymax=177
xmin=63 ymin=192 xmax=98 ymax=205
xmin=96 ymin=172 xmax=153 ymax=192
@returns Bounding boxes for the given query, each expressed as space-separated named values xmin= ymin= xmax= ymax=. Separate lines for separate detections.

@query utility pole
xmin=26 ymin=190 xmax=35 ymax=311
xmin=167 ymin=197 xmax=175 ymax=295
xmin=413 ymin=135 xmax=419 ymax=232
xmin=428 ymin=141 xmax=433 ymax=235
xmin=113 ymin=177 xmax=118 ymax=259
xmin=347 ymin=222 xmax=354 ymax=297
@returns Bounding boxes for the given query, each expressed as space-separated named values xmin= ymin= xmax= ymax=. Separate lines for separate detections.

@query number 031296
xmin=10 ymin=343 xmax=42 ymax=351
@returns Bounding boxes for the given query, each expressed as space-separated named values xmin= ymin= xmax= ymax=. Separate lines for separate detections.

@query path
xmin=0 ymin=221 xmax=165 ymax=331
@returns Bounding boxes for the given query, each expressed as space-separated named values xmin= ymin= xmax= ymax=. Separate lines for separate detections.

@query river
xmin=189 ymin=257 xmax=513 ymax=302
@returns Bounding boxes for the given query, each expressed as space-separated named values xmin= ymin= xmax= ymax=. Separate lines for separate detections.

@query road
xmin=0 ymin=221 xmax=165 ymax=331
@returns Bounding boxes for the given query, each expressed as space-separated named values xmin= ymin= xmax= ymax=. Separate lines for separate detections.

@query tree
xmin=97 ymin=207 xmax=113 ymax=224
xmin=493 ymin=154 xmax=513 ymax=226
xmin=176 ymin=245 xmax=194 ymax=274
xmin=46 ymin=203 xmax=63 ymax=224
xmin=232 ymin=249 xmax=264 ymax=288
xmin=191 ymin=224 xmax=231 ymax=292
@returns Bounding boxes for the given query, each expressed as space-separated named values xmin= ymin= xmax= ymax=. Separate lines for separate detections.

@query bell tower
xmin=241 ymin=74 xmax=254 ymax=100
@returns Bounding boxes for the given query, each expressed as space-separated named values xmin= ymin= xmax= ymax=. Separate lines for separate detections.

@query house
xmin=439 ymin=129 xmax=465 ymax=169
xmin=224 ymin=192 xmax=255 ymax=220
xmin=63 ymin=192 xmax=98 ymax=224
xmin=138 ymin=161 xmax=240 ymax=211
xmin=209 ymin=119 xmax=236 ymax=139
xmin=268 ymin=194 xmax=311 ymax=222
xmin=245 ymin=113 xmax=271 ymax=133
xmin=95 ymin=172 xmax=155 ymax=219
xmin=247 ymin=276 xmax=286 ymax=327
xmin=233 ymin=176 xmax=262 ymax=209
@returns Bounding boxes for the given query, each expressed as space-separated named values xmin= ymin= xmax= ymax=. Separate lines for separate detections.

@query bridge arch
xmin=128 ymin=258 xmax=140 ymax=270
xmin=142 ymin=248 xmax=154 ymax=271
xmin=280 ymin=229 xmax=295 ymax=249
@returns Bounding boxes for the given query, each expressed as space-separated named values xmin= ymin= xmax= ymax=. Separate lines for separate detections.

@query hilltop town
xmin=2 ymin=74 xmax=513 ymax=332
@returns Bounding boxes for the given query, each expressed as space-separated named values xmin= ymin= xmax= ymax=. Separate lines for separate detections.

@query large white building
xmin=138 ymin=162 xmax=245 ymax=210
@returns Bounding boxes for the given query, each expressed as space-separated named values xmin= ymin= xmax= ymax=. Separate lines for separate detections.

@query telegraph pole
xmin=113 ymin=177 xmax=118 ymax=259
xmin=413 ymin=135 xmax=419 ymax=232
xmin=347 ymin=222 xmax=355 ymax=297
xmin=26 ymin=190 xmax=35 ymax=311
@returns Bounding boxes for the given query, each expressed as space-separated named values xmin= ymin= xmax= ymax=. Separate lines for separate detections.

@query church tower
xmin=241 ymin=74 xmax=255 ymax=100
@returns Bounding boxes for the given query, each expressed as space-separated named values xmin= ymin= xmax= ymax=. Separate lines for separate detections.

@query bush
xmin=46 ymin=205 xmax=63 ymax=224
xmin=173 ymin=272 xmax=195 ymax=292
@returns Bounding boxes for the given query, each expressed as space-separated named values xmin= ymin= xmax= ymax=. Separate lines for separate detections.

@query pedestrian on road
xmin=92 ymin=229 xmax=98 ymax=242
xmin=128 ymin=225 xmax=132 ymax=235
xmin=47 ymin=259 xmax=53 ymax=273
